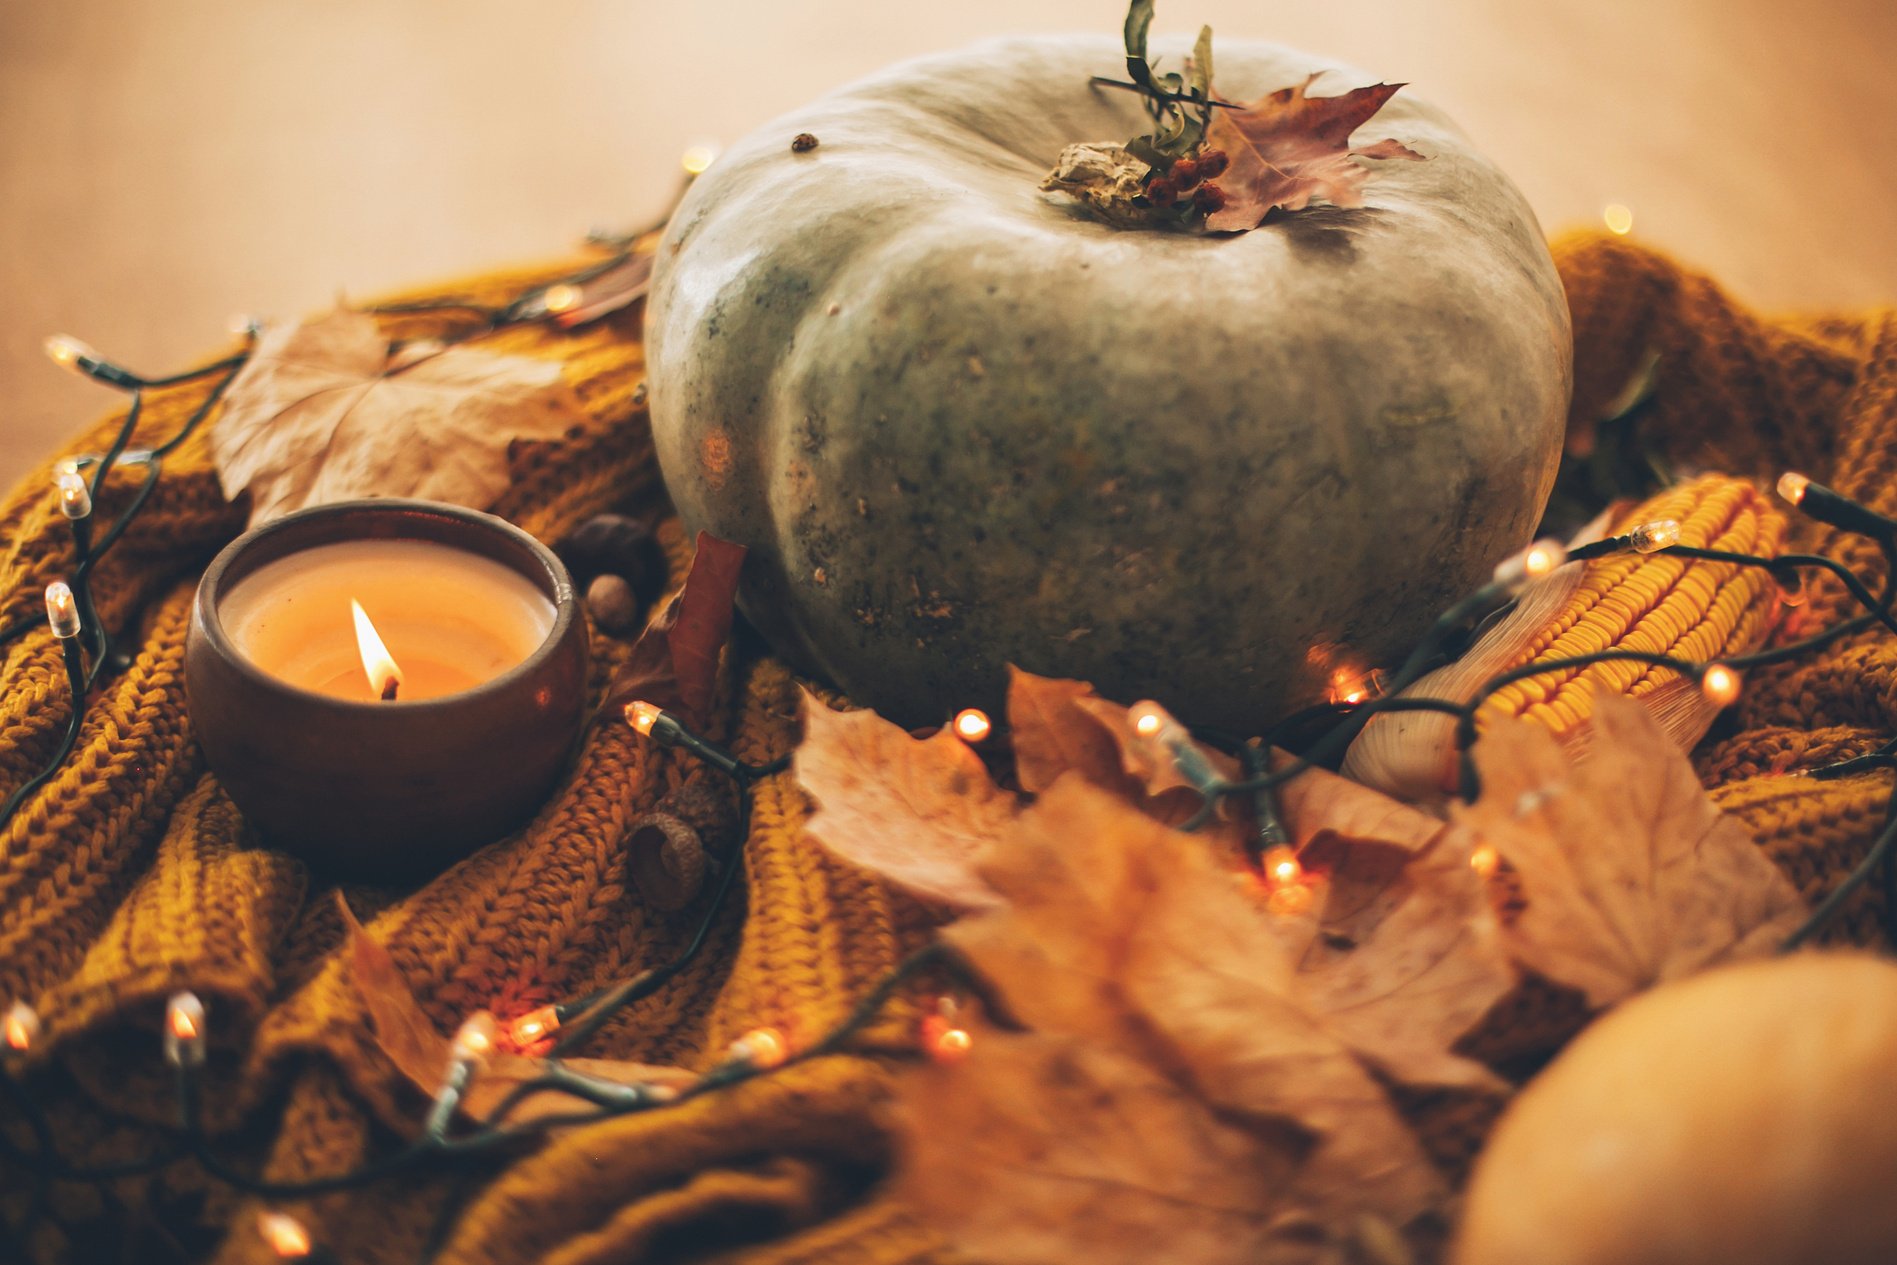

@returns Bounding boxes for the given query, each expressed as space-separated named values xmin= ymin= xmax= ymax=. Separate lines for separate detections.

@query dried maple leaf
xmin=795 ymin=692 xmax=1015 ymax=910
xmin=1006 ymin=667 xmax=1238 ymax=827
xmin=1203 ymin=74 xmax=1424 ymax=232
xmin=898 ymin=1026 xmax=1307 ymax=1265
xmin=211 ymin=308 xmax=587 ymax=525
xmin=604 ymin=531 xmax=746 ymax=730
xmin=1270 ymin=760 xmax=1513 ymax=1092
xmin=942 ymin=778 xmax=1443 ymax=1235
xmin=340 ymin=899 xmax=692 ymax=1124
xmin=1452 ymin=695 xmax=1807 ymax=1008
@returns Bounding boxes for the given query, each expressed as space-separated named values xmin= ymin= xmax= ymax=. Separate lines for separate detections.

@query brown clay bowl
xmin=185 ymin=500 xmax=588 ymax=881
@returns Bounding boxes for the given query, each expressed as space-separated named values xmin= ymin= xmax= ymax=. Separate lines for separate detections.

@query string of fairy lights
xmin=5 ymin=232 xmax=1897 ymax=1258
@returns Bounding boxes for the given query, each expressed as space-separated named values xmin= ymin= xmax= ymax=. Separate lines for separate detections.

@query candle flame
xmin=351 ymin=599 xmax=403 ymax=701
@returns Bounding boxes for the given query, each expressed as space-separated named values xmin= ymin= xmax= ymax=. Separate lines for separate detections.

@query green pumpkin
xmin=645 ymin=34 xmax=1570 ymax=729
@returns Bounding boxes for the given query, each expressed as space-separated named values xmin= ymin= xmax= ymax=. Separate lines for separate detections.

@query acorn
xmin=626 ymin=813 xmax=708 ymax=910
xmin=555 ymin=513 xmax=668 ymax=603
xmin=585 ymin=573 xmax=642 ymax=638
xmin=627 ymin=780 xmax=741 ymax=910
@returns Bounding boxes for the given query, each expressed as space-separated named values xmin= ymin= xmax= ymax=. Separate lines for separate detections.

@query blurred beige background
xmin=3 ymin=0 xmax=1894 ymax=492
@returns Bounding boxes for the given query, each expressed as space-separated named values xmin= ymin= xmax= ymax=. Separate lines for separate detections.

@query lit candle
xmin=215 ymin=540 xmax=555 ymax=703
xmin=185 ymin=500 xmax=589 ymax=878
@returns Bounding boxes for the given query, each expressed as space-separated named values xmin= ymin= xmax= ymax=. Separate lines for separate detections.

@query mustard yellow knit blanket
xmin=0 ymin=233 xmax=1887 ymax=1263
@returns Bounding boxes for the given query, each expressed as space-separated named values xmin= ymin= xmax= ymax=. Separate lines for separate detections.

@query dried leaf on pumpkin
xmin=339 ymin=899 xmax=692 ymax=1125
xmin=930 ymin=778 xmax=1444 ymax=1247
xmin=795 ymin=693 xmax=1016 ymax=910
xmin=1451 ymin=695 xmax=1807 ymax=1008
xmin=603 ymin=531 xmax=746 ymax=731
xmin=210 ymin=308 xmax=587 ymax=525
xmin=1203 ymin=75 xmax=1424 ymax=232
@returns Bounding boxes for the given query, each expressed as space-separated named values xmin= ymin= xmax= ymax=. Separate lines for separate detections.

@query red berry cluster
xmin=1145 ymin=148 xmax=1230 ymax=213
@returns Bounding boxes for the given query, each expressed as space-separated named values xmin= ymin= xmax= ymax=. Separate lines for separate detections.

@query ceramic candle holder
xmin=185 ymin=500 xmax=589 ymax=880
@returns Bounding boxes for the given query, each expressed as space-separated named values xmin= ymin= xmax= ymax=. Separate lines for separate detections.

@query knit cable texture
xmin=0 ymin=234 xmax=1886 ymax=1262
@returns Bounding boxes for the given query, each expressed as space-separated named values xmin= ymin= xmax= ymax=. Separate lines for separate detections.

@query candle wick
xmin=380 ymin=677 xmax=400 ymax=702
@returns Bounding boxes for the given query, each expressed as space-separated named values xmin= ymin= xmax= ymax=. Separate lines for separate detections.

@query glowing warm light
xmin=164 ymin=991 xmax=206 ymax=1067
xmin=45 ymin=582 xmax=81 ymax=640
xmin=626 ymin=700 xmax=665 ymax=736
xmin=1493 ymin=539 xmax=1569 ymax=591
xmin=451 ymin=1014 xmax=499 ymax=1066
xmin=1131 ymin=702 xmax=1165 ymax=739
xmin=923 ymin=1015 xmax=973 ymax=1064
xmin=1776 ymin=471 xmax=1811 ymax=506
xmin=951 ymin=708 xmax=992 ymax=743
xmin=1328 ymin=666 xmax=1384 ymax=707
xmin=1701 ymin=664 xmax=1742 ymax=707
xmin=509 ymin=1006 xmax=560 ymax=1047
xmin=729 ymin=1026 xmax=788 ymax=1069
xmin=257 ymin=1210 xmax=312 ymax=1259
xmin=4 ymin=1002 xmax=40 ymax=1054
xmin=1628 ymin=519 xmax=1681 ymax=554
xmin=542 ymin=283 xmax=582 ymax=315
xmin=1525 ymin=541 xmax=1565 ymax=577
xmin=54 ymin=470 xmax=92 ymax=520
xmin=1602 ymin=203 xmax=1634 ymax=235
xmin=43 ymin=334 xmax=96 ymax=374
xmin=350 ymin=599 xmax=403 ymax=701
xmin=681 ymin=144 xmax=720 ymax=176
xmin=1262 ymin=845 xmax=1303 ymax=887
xmin=1470 ymin=844 xmax=1500 ymax=880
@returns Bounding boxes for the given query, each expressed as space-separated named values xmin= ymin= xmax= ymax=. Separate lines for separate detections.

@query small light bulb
xmin=920 ymin=1014 xmax=972 ymax=1064
xmin=257 ymin=1210 xmax=312 ymax=1259
xmin=542 ymin=283 xmax=582 ymax=315
xmin=1469 ymin=844 xmax=1500 ymax=880
xmin=45 ymin=582 xmax=81 ymax=640
xmin=1327 ymin=666 xmax=1384 ymax=707
xmin=1130 ymin=702 xmax=1165 ymax=739
xmin=450 ymin=1013 xmax=499 ymax=1067
xmin=952 ymin=708 xmax=991 ymax=743
xmin=1261 ymin=845 xmax=1303 ymax=887
xmin=728 ymin=1026 xmax=788 ymax=1069
xmin=509 ymin=1005 xmax=560 ymax=1047
xmin=1602 ymin=203 xmax=1634 ymax=235
xmin=1493 ymin=539 xmax=1569 ymax=592
xmin=681 ymin=144 xmax=720 ymax=176
xmin=1628 ymin=519 xmax=1681 ymax=554
xmin=1525 ymin=541 xmax=1566 ymax=577
xmin=626 ymin=700 xmax=664 ymax=737
xmin=164 ymin=991 xmax=206 ymax=1067
xmin=4 ymin=1002 xmax=41 ymax=1054
xmin=1701 ymin=664 xmax=1741 ymax=707
xmin=54 ymin=470 xmax=92 ymax=520
xmin=1777 ymin=471 xmax=1811 ymax=506
xmin=43 ymin=334 xmax=97 ymax=374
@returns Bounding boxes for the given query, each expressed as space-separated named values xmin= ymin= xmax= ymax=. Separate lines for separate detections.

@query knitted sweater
xmin=0 ymin=233 xmax=1885 ymax=1263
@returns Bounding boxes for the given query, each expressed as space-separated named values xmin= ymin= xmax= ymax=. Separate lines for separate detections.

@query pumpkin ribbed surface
xmin=0 ymin=232 xmax=1890 ymax=1262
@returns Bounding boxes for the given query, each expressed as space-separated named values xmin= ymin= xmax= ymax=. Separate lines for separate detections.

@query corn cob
xmin=1344 ymin=473 xmax=1787 ymax=799
xmin=1479 ymin=474 xmax=1785 ymax=734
